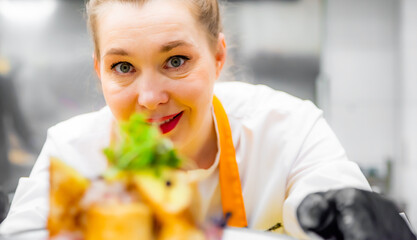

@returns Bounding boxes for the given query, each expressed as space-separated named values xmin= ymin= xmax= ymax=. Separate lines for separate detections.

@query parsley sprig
xmin=103 ymin=113 xmax=181 ymax=172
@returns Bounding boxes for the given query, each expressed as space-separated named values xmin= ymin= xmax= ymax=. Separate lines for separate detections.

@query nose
xmin=137 ymin=71 xmax=169 ymax=110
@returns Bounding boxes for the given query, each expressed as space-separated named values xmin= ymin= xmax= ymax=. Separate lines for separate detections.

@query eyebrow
xmin=160 ymin=40 xmax=192 ymax=52
xmin=103 ymin=40 xmax=192 ymax=58
xmin=103 ymin=48 xmax=129 ymax=57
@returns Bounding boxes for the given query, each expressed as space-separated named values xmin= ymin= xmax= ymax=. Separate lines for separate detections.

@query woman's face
xmin=94 ymin=0 xmax=225 ymax=156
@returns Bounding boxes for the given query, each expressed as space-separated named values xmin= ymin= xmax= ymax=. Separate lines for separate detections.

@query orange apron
xmin=212 ymin=95 xmax=248 ymax=228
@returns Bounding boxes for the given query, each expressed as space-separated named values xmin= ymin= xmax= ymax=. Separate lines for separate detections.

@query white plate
xmin=222 ymin=227 xmax=296 ymax=240
xmin=0 ymin=227 xmax=323 ymax=240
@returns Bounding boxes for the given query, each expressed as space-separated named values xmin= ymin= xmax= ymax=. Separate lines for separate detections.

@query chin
xmin=169 ymin=135 xmax=185 ymax=150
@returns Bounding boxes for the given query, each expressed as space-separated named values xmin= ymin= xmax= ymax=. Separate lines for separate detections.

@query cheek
xmin=177 ymin=67 xmax=213 ymax=97
xmin=176 ymin=67 xmax=216 ymax=117
xmin=101 ymin=80 xmax=138 ymax=121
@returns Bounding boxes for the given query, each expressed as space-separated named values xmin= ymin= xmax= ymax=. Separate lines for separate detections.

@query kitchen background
xmin=0 ymin=0 xmax=416 ymax=228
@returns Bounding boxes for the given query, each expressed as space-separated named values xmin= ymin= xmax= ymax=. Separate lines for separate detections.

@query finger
xmin=337 ymin=206 xmax=378 ymax=240
xmin=329 ymin=188 xmax=378 ymax=240
xmin=297 ymin=192 xmax=338 ymax=238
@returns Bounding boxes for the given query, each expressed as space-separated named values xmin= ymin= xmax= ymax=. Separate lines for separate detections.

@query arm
xmin=282 ymin=113 xmax=371 ymax=238
xmin=0 ymin=109 xmax=111 ymax=236
xmin=0 ymin=131 xmax=56 ymax=236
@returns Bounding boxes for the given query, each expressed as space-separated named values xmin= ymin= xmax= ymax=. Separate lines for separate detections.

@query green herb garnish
xmin=103 ymin=113 xmax=181 ymax=173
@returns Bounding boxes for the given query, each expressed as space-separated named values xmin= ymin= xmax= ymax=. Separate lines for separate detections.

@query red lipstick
xmin=150 ymin=111 xmax=183 ymax=134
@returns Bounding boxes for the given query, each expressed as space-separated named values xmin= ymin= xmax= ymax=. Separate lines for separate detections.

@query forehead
xmin=96 ymin=1 xmax=204 ymax=57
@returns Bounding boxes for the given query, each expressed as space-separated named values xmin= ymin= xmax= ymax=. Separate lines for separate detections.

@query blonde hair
xmin=86 ymin=0 xmax=223 ymax=58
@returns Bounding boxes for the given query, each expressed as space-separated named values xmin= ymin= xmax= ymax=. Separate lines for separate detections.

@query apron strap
xmin=212 ymin=95 xmax=248 ymax=227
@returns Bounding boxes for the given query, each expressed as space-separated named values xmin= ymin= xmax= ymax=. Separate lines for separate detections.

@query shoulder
xmin=38 ymin=106 xmax=113 ymax=178
xmin=215 ymin=81 xmax=328 ymax=172
xmin=47 ymin=106 xmax=114 ymax=149
xmin=214 ymin=81 xmax=322 ymax=123
xmin=214 ymin=81 xmax=326 ymax=169
xmin=47 ymin=106 xmax=114 ymax=144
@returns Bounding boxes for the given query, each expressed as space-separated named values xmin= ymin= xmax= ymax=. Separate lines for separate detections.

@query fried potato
xmin=85 ymin=202 xmax=153 ymax=240
xmin=48 ymin=157 xmax=90 ymax=237
xmin=133 ymin=169 xmax=205 ymax=240
xmin=158 ymin=216 xmax=205 ymax=240
xmin=132 ymin=169 xmax=192 ymax=218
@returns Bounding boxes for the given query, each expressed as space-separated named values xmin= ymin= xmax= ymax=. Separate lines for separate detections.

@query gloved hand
xmin=296 ymin=188 xmax=416 ymax=240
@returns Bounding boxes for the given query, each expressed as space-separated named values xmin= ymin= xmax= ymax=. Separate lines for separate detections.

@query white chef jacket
xmin=0 ymin=81 xmax=371 ymax=239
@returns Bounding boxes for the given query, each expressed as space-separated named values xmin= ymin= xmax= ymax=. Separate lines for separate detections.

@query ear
xmin=215 ymin=32 xmax=227 ymax=79
xmin=94 ymin=54 xmax=101 ymax=79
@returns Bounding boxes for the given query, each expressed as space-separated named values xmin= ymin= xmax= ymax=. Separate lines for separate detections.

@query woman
xmin=1 ymin=0 xmax=414 ymax=239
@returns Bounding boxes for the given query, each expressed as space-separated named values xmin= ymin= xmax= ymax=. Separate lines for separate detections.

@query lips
xmin=149 ymin=111 xmax=183 ymax=134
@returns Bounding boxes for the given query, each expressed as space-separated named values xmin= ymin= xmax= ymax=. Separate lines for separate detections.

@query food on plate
xmin=132 ymin=169 xmax=192 ymax=217
xmin=48 ymin=157 xmax=89 ymax=237
xmin=85 ymin=202 xmax=152 ymax=240
xmin=48 ymin=114 xmax=206 ymax=240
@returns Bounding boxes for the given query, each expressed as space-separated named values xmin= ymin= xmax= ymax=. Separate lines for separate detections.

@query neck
xmin=182 ymin=113 xmax=218 ymax=170
xmin=195 ymin=119 xmax=218 ymax=169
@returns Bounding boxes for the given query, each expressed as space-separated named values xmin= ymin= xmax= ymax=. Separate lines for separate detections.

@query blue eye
xmin=166 ymin=56 xmax=187 ymax=68
xmin=112 ymin=62 xmax=134 ymax=74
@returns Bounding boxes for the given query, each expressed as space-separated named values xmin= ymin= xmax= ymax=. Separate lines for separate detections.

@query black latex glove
xmin=297 ymin=188 xmax=416 ymax=240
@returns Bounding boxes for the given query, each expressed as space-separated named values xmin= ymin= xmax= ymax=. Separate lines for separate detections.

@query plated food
xmin=47 ymin=114 xmax=207 ymax=240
